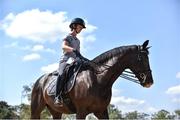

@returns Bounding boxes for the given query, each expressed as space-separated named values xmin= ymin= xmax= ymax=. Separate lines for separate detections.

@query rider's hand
xmin=73 ymin=49 xmax=90 ymax=62
xmin=73 ymin=49 xmax=82 ymax=58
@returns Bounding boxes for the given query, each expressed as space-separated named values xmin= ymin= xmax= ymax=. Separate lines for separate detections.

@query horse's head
xmin=129 ymin=40 xmax=153 ymax=88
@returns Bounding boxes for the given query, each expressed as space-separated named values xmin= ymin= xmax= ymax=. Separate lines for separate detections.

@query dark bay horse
xmin=31 ymin=40 xmax=153 ymax=119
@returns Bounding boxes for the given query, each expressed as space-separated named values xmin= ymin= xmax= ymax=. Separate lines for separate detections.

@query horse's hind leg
xmin=31 ymin=91 xmax=46 ymax=119
xmin=47 ymin=105 xmax=62 ymax=119
xmin=31 ymin=76 xmax=46 ymax=119
xmin=31 ymin=94 xmax=46 ymax=119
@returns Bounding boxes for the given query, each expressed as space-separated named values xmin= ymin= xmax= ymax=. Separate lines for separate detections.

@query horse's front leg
xmin=76 ymin=110 xmax=88 ymax=119
xmin=94 ymin=109 xmax=109 ymax=119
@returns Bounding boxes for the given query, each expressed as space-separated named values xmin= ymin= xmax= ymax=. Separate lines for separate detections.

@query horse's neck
xmin=94 ymin=46 xmax=137 ymax=88
xmin=95 ymin=55 xmax=127 ymax=88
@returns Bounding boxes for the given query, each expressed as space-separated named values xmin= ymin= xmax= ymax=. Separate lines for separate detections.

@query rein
xmin=120 ymin=70 xmax=140 ymax=84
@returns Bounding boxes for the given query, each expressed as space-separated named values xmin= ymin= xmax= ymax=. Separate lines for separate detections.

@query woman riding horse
xmin=31 ymin=40 xmax=153 ymax=119
xmin=55 ymin=18 xmax=87 ymax=105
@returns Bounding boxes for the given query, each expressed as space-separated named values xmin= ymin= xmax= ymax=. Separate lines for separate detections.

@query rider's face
xmin=75 ymin=24 xmax=84 ymax=34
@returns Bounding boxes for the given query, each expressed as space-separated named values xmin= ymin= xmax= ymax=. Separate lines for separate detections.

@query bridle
xmin=120 ymin=46 xmax=151 ymax=85
xmin=121 ymin=69 xmax=151 ymax=85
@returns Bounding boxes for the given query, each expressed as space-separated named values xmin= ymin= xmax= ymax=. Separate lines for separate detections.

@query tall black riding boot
xmin=54 ymin=75 xmax=64 ymax=105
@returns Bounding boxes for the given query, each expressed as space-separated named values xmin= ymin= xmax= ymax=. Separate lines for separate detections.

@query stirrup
xmin=54 ymin=96 xmax=63 ymax=105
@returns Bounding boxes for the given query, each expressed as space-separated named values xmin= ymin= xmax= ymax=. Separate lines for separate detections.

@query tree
xmin=124 ymin=111 xmax=138 ymax=119
xmin=151 ymin=109 xmax=172 ymax=119
xmin=62 ymin=114 xmax=76 ymax=119
xmin=138 ymin=112 xmax=150 ymax=120
xmin=123 ymin=111 xmax=149 ymax=120
xmin=19 ymin=104 xmax=30 ymax=119
xmin=22 ymin=85 xmax=32 ymax=102
xmin=41 ymin=108 xmax=52 ymax=119
xmin=108 ymin=104 xmax=122 ymax=119
xmin=0 ymin=101 xmax=19 ymax=119
xmin=174 ymin=109 xmax=180 ymax=119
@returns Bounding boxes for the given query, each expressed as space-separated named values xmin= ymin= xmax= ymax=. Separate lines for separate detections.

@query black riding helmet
xmin=69 ymin=18 xmax=86 ymax=29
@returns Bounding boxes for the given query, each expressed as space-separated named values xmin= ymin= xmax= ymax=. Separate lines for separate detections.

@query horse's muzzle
xmin=143 ymin=83 xmax=153 ymax=88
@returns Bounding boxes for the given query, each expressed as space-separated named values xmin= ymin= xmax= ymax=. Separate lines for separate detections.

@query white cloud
xmin=32 ymin=45 xmax=44 ymax=51
xmin=110 ymin=95 xmax=158 ymax=113
xmin=84 ymin=35 xmax=96 ymax=42
xmin=4 ymin=42 xmax=56 ymax=54
xmin=166 ymin=85 xmax=180 ymax=95
xmin=4 ymin=42 xmax=31 ymax=50
xmin=22 ymin=53 xmax=41 ymax=61
xmin=4 ymin=42 xmax=18 ymax=48
xmin=112 ymin=88 xmax=122 ymax=97
xmin=1 ymin=9 xmax=69 ymax=42
xmin=1 ymin=9 xmax=97 ymax=48
xmin=41 ymin=63 xmax=58 ymax=73
xmin=32 ymin=44 xmax=56 ymax=54
xmin=45 ymin=48 xmax=56 ymax=54
xmin=172 ymin=98 xmax=180 ymax=103
xmin=176 ymin=72 xmax=180 ymax=79
xmin=111 ymin=96 xmax=145 ymax=106
xmin=111 ymin=88 xmax=157 ymax=113
xmin=166 ymin=85 xmax=180 ymax=104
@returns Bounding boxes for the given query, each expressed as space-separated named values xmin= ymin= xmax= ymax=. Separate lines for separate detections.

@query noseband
xmin=121 ymin=69 xmax=151 ymax=85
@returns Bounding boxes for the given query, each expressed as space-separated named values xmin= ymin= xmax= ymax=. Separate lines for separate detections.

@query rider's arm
xmin=62 ymin=40 xmax=74 ymax=53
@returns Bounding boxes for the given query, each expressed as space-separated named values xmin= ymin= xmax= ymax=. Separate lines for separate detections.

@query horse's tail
xmin=31 ymin=74 xmax=46 ymax=119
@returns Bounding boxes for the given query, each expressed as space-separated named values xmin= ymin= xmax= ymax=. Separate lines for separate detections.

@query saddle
xmin=46 ymin=59 xmax=91 ymax=112
xmin=47 ymin=61 xmax=82 ymax=96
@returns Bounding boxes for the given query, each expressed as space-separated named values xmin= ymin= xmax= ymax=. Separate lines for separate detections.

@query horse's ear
xmin=147 ymin=46 xmax=151 ymax=49
xmin=142 ymin=40 xmax=149 ymax=49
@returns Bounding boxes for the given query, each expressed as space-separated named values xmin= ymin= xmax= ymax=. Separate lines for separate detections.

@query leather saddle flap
xmin=47 ymin=62 xmax=82 ymax=96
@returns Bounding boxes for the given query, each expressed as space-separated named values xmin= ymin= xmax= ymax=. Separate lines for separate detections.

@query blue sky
xmin=0 ymin=0 xmax=180 ymax=114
